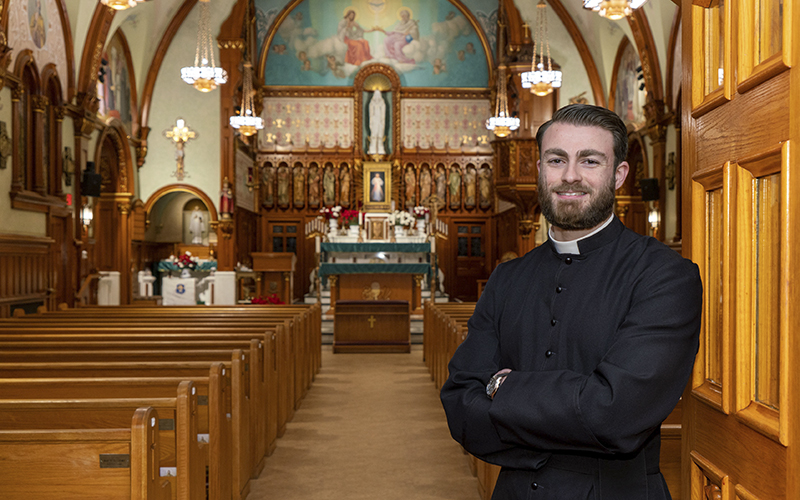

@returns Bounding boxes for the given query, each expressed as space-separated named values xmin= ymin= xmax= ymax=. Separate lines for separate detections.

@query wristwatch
xmin=486 ymin=372 xmax=508 ymax=400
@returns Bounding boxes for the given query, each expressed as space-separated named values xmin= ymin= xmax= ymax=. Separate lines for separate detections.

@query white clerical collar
xmin=548 ymin=215 xmax=615 ymax=255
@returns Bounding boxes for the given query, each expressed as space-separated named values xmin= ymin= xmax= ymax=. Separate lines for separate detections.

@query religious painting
xmin=262 ymin=163 xmax=275 ymax=207
xmin=464 ymin=165 xmax=477 ymax=208
xmin=28 ymin=0 xmax=47 ymax=49
xmin=235 ymin=149 xmax=256 ymax=212
xmin=322 ymin=164 xmax=336 ymax=206
xmin=259 ymin=0 xmax=490 ymax=88
xmin=276 ymin=163 xmax=290 ymax=207
xmin=307 ymin=163 xmax=320 ymax=207
xmin=614 ymin=39 xmax=646 ymax=129
xmin=339 ymin=164 xmax=351 ymax=207
xmin=293 ymin=163 xmax=306 ymax=207
xmin=404 ymin=164 xmax=416 ymax=208
xmin=97 ymin=31 xmax=135 ymax=134
xmin=363 ymin=161 xmax=392 ymax=212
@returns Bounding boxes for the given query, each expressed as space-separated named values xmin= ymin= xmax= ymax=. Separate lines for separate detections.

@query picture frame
xmin=362 ymin=161 xmax=392 ymax=212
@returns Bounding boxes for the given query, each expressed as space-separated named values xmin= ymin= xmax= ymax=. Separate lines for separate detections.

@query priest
xmin=440 ymin=104 xmax=702 ymax=499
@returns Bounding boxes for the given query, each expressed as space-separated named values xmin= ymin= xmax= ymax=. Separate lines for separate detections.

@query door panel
xmin=683 ymin=0 xmax=798 ymax=498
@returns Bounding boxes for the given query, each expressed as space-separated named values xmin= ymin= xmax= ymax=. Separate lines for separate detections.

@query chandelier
xmin=485 ymin=65 xmax=519 ymax=138
xmin=101 ymin=0 xmax=142 ymax=10
xmin=181 ymin=0 xmax=228 ymax=92
xmin=230 ymin=2 xmax=264 ymax=136
xmin=583 ymin=0 xmax=648 ymax=20
xmin=521 ymin=0 xmax=562 ymax=97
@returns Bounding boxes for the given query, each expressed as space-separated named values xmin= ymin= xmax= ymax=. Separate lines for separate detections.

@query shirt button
xmin=556 ymin=286 xmax=563 ymax=293
xmin=550 ymin=319 xmax=557 ymax=326
xmin=546 ymin=350 xmax=554 ymax=357
xmin=565 ymin=257 xmax=573 ymax=264
xmin=531 ymin=482 xmax=539 ymax=490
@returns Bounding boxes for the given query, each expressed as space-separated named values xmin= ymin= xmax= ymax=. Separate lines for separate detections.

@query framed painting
xmin=363 ymin=161 xmax=392 ymax=212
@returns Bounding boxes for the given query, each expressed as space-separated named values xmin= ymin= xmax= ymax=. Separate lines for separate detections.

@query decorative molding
xmin=143 ymin=183 xmax=219 ymax=222
xmin=629 ymin=9 xmax=664 ymax=104
xmin=399 ymin=88 xmax=491 ymax=99
xmin=219 ymin=39 xmax=245 ymax=50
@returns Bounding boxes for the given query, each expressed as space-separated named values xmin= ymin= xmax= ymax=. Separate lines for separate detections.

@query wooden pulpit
xmin=333 ymin=300 xmax=410 ymax=353
xmin=251 ymin=252 xmax=296 ymax=304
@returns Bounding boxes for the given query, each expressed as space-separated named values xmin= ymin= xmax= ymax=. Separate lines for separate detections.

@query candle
xmin=359 ymin=211 xmax=363 ymax=226
xmin=315 ymin=236 xmax=321 ymax=254
xmin=391 ymin=201 xmax=396 ymax=211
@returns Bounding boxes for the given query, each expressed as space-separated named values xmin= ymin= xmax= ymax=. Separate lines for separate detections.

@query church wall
xmin=139 ymin=0 xmax=233 ymax=211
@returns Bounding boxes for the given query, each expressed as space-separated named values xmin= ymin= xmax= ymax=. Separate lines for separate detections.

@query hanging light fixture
xmin=181 ymin=0 xmax=228 ymax=92
xmin=583 ymin=0 xmax=648 ymax=21
xmin=521 ymin=0 xmax=562 ymax=97
xmin=101 ymin=0 xmax=142 ymax=11
xmin=485 ymin=65 xmax=519 ymax=138
xmin=229 ymin=2 xmax=263 ymax=136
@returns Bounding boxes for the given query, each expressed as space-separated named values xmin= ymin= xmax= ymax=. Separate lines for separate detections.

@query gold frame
xmin=364 ymin=214 xmax=390 ymax=241
xmin=363 ymin=161 xmax=392 ymax=212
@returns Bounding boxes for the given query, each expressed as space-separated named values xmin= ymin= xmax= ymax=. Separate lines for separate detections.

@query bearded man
xmin=440 ymin=104 xmax=702 ymax=499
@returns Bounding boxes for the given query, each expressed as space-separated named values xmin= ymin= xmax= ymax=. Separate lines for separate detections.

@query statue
xmin=277 ymin=166 xmax=290 ymax=207
xmin=323 ymin=167 xmax=336 ymax=206
xmin=220 ymin=177 xmax=233 ymax=220
xmin=449 ymin=167 xmax=461 ymax=208
xmin=189 ymin=206 xmax=205 ymax=244
xmin=464 ymin=167 xmax=477 ymax=207
xmin=308 ymin=166 xmax=320 ymax=206
xmin=404 ymin=167 xmax=416 ymax=207
xmin=435 ymin=166 xmax=447 ymax=201
xmin=479 ymin=166 xmax=492 ymax=208
xmin=367 ymin=90 xmax=386 ymax=156
xmin=293 ymin=166 xmax=305 ymax=207
xmin=262 ymin=166 xmax=275 ymax=207
xmin=419 ymin=167 xmax=431 ymax=203
xmin=339 ymin=167 xmax=351 ymax=207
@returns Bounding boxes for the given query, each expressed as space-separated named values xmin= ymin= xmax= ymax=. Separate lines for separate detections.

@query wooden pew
xmin=0 ymin=381 xmax=204 ymax=500
xmin=0 ymin=365 xmax=245 ymax=500
xmin=0 ymin=406 xmax=171 ymax=500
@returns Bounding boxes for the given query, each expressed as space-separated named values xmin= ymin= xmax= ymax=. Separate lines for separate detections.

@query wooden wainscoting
xmin=0 ymin=234 xmax=54 ymax=317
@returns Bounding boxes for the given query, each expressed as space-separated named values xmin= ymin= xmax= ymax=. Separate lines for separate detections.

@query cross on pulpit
xmin=367 ymin=315 xmax=377 ymax=328
xmin=164 ymin=118 xmax=197 ymax=181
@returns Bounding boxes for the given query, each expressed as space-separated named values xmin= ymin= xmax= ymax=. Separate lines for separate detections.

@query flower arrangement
xmin=175 ymin=252 xmax=198 ymax=270
xmin=251 ymin=293 xmax=285 ymax=305
xmin=390 ymin=210 xmax=414 ymax=227
xmin=340 ymin=209 xmax=360 ymax=227
xmin=319 ymin=206 xmax=342 ymax=220
xmin=412 ymin=206 xmax=429 ymax=219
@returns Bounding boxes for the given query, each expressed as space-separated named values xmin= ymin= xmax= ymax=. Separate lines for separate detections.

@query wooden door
xmin=450 ymin=219 xmax=489 ymax=302
xmin=682 ymin=0 xmax=799 ymax=499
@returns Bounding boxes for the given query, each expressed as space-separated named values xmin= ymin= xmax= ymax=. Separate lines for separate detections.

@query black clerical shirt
xmin=440 ymin=217 xmax=702 ymax=499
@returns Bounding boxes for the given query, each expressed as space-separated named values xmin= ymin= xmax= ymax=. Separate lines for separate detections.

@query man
xmin=440 ymin=104 xmax=702 ymax=499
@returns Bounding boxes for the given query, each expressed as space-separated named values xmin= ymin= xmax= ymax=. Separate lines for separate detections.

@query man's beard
xmin=538 ymin=173 xmax=616 ymax=231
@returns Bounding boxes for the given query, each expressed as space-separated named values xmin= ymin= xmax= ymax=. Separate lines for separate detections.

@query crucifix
xmin=164 ymin=118 xmax=197 ymax=181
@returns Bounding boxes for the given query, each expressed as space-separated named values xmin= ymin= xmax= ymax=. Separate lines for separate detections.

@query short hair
xmin=535 ymin=104 xmax=629 ymax=167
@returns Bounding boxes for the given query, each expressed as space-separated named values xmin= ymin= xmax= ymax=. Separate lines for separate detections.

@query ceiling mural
xmin=257 ymin=0 xmax=491 ymax=88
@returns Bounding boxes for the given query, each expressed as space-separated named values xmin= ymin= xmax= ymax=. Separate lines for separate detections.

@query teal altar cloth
xmin=158 ymin=261 xmax=217 ymax=272
xmin=321 ymin=242 xmax=430 ymax=253
xmin=319 ymin=263 xmax=430 ymax=278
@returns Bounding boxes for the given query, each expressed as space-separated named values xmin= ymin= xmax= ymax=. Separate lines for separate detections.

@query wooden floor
xmin=248 ymin=346 xmax=481 ymax=500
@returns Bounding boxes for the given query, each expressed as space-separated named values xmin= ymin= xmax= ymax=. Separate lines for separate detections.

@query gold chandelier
xmin=583 ymin=0 xmax=648 ymax=20
xmin=485 ymin=65 xmax=519 ymax=138
xmin=101 ymin=0 xmax=142 ymax=10
xmin=181 ymin=0 xmax=228 ymax=92
xmin=229 ymin=1 xmax=263 ymax=136
xmin=521 ymin=0 xmax=562 ymax=97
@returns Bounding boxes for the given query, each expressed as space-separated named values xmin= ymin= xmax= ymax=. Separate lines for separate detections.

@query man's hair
xmin=535 ymin=104 xmax=629 ymax=167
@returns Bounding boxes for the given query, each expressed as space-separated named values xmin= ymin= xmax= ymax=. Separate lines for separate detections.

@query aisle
xmin=248 ymin=346 xmax=481 ymax=500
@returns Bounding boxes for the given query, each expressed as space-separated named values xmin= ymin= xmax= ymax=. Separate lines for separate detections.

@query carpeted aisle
xmin=248 ymin=346 xmax=481 ymax=500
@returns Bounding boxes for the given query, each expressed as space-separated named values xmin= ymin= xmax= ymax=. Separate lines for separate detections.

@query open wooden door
xmin=682 ymin=0 xmax=799 ymax=498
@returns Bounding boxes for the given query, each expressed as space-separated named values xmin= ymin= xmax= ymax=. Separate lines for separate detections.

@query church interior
xmin=1 ymin=0 xmax=799 ymax=498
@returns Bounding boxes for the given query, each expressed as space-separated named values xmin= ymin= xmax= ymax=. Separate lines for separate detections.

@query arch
xmin=14 ymin=50 xmax=41 ymax=88
xmin=608 ymin=37 xmax=630 ymax=113
xmin=75 ymin=3 xmax=115 ymax=107
xmin=628 ymin=9 xmax=663 ymax=104
xmin=94 ymin=121 xmax=135 ymax=195
xmin=102 ymin=28 xmax=140 ymax=137
xmin=665 ymin=6 xmax=682 ymax=114
xmin=42 ymin=63 xmax=64 ymax=196
xmin=353 ymin=63 xmax=401 ymax=159
xmin=144 ymin=184 xmax=219 ymax=223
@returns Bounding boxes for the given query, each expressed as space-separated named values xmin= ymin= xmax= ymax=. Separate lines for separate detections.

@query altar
xmin=320 ymin=242 xmax=431 ymax=314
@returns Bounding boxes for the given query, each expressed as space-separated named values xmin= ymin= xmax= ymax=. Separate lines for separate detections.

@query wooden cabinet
xmin=251 ymin=252 xmax=296 ymax=304
xmin=333 ymin=300 xmax=410 ymax=353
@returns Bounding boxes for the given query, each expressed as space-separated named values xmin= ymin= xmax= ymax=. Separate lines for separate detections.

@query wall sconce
xmin=80 ymin=204 xmax=94 ymax=230
xmin=648 ymin=208 xmax=660 ymax=239
xmin=63 ymin=147 xmax=75 ymax=186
